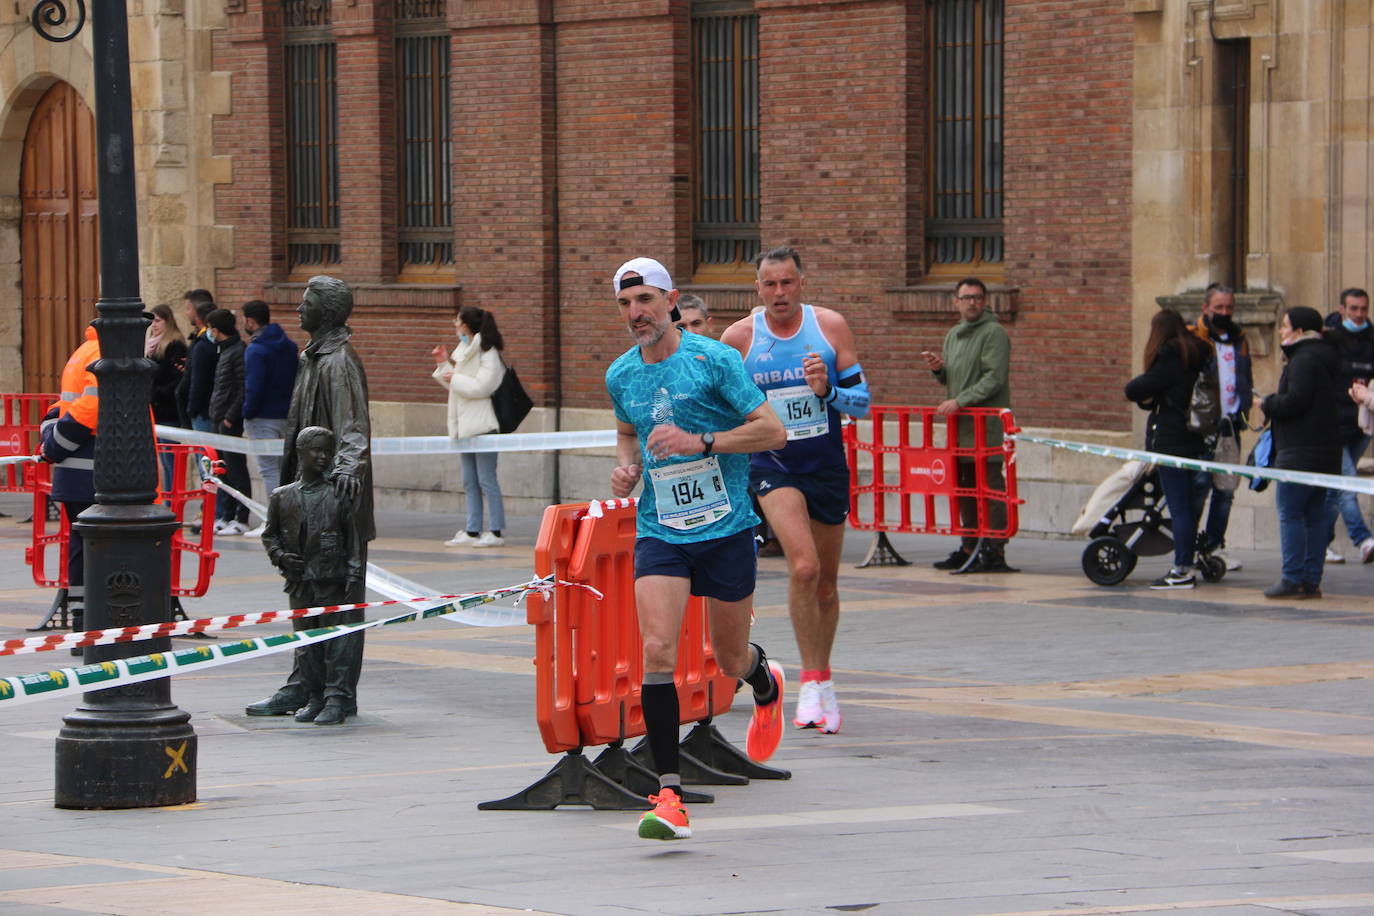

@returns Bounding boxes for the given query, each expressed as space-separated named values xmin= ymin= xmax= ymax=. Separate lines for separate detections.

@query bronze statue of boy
xmin=250 ymin=426 xmax=365 ymax=725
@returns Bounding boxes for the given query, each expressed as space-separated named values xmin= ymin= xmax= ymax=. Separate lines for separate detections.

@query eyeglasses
xmin=955 ymin=294 xmax=986 ymax=303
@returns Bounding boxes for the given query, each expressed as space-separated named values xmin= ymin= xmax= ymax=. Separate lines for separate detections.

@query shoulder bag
xmin=491 ymin=358 xmax=533 ymax=435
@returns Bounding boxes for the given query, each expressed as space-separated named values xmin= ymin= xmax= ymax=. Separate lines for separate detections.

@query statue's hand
xmin=279 ymin=553 xmax=305 ymax=577
xmin=333 ymin=473 xmax=361 ymax=502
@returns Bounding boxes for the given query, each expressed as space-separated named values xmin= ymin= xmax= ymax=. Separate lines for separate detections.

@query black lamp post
xmin=32 ymin=0 xmax=197 ymax=809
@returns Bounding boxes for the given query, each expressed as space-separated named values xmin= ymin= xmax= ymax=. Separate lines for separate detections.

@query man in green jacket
xmin=922 ymin=277 xmax=1013 ymax=573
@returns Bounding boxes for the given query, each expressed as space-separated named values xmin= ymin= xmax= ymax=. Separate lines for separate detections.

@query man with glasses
xmin=922 ymin=277 xmax=1014 ymax=573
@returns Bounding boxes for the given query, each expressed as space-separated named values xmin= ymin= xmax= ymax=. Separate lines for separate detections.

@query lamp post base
xmin=55 ymin=714 xmax=197 ymax=809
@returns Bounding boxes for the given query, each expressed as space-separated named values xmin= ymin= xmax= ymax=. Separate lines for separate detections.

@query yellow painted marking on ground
xmin=966 ymin=892 xmax=1374 ymax=915
xmin=863 ymin=697 xmax=1374 ymax=756
xmin=860 ymin=660 xmax=1374 ymax=701
xmin=363 ymin=644 xmax=534 ymax=674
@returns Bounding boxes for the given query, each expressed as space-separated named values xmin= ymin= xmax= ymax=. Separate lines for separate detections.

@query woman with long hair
xmin=1259 ymin=306 xmax=1341 ymax=598
xmin=147 ymin=303 xmax=189 ymax=489
xmin=430 ymin=305 xmax=507 ymax=547
xmin=1125 ymin=308 xmax=1210 ymax=589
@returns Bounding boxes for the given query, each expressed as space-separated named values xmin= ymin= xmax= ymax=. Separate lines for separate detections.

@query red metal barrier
xmin=845 ymin=405 xmax=1022 ymax=541
xmin=25 ymin=442 xmax=220 ymax=597
xmin=0 ymin=393 xmax=55 ymax=493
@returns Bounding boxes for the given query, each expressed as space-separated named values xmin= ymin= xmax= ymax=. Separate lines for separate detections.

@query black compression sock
xmin=641 ymin=679 xmax=681 ymax=777
xmin=743 ymin=643 xmax=777 ymax=704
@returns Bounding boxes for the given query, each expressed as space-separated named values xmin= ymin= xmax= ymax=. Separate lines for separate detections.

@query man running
xmin=721 ymin=246 xmax=870 ymax=735
xmin=605 ymin=256 xmax=787 ymax=841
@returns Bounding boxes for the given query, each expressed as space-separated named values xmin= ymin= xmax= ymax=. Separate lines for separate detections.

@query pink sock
xmin=801 ymin=669 xmax=823 ymax=683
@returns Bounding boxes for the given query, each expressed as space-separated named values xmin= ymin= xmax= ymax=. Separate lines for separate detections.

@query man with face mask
xmin=1319 ymin=288 xmax=1374 ymax=563
xmin=1188 ymin=283 xmax=1253 ymax=570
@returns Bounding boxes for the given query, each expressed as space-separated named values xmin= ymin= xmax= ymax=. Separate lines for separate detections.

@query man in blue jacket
xmin=241 ymin=300 xmax=298 ymax=536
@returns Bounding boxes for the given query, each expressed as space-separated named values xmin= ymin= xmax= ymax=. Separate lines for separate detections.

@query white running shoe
xmin=472 ymin=532 xmax=505 ymax=548
xmin=1361 ymin=538 xmax=1374 ymax=564
xmin=1325 ymin=547 xmax=1345 ymax=564
xmin=219 ymin=520 xmax=248 ymax=536
xmin=243 ymin=523 xmax=266 ymax=538
xmin=444 ymin=532 xmax=478 ymax=547
xmin=212 ymin=519 xmax=229 ymax=534
xmin=817 ymin=680 xmax=842 ymax=734
xmin=793 ymin=680 xmax=823 ymax=729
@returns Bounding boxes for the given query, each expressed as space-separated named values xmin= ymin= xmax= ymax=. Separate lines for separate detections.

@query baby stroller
xmin=1074 ymin=460 xmax=1227 ymax=586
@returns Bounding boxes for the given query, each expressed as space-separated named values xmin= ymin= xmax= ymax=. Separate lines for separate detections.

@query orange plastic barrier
xmin=526 ymin=502 xmax=588 ymax=756
xmin=25 ymin=442 xmax=221 ymax=597
xmin=845 ymin=404 xmax=1022 ymax=540
xmin=0 ymin=393 xmax=54 ymax=493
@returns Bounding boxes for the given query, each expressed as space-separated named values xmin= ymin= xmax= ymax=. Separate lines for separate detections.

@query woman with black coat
xmin=146 ymin=303 xmax=188 ymax=489
xmin=1260 ymin=306 xmax=1342 ymax=598
xmin=1125 ymin=308 xmax=1210 ymax=589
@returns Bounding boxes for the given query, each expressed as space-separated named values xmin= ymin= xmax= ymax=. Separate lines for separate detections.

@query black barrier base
xmin=478 ymin=749 xmax=651 ymax=811
xmin=679 ymin=720 xmax=791 ymax=781
xmin=592 ymin=743 xmax=714 ymax=804
xmin=28 ymin=588 xmax=70 ymax=632
xmin=630 ymin=736 xmax=750 ymax=786
xmin=857 ymin=531 xmax=911 ymax=568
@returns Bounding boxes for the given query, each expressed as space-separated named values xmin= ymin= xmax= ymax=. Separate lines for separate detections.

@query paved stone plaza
xmin=0 ymin=490 xmax=1372 ymax=916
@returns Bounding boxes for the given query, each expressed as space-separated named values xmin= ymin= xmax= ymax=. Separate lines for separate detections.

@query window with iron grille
xmin=396 ymin=24 xmax=454 ymax=274
xmin=284 ymin=27 xmax=340 ymax=271
xmin=927 ymin=0 xmax=1003 ymax=268
xmin=691 ymin=1 xmax=759 ymax=279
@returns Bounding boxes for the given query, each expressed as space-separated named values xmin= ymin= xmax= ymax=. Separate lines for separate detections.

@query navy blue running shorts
xmin=749 ymin=463 xmax=850 ymax=526
xmin=633 ymin=528 xmax=758 ymax=602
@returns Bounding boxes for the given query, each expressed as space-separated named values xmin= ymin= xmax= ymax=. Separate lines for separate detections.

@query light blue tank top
xmin=742 ymin=305 xmax=846 ymax=474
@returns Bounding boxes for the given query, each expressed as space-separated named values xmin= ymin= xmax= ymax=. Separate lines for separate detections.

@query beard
xmin=629 ymin=315 xmax=671 ymax=347
xmin=1208 ymin=313 xmax=1236 ymax=335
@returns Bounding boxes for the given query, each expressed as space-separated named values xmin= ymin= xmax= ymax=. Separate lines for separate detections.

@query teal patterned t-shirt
xmin=606 ymin=331 xmax=766 ymax=543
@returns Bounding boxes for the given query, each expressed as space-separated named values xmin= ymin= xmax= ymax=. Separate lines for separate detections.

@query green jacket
xmin=935 ymin=309 xmax=1011 ymax=446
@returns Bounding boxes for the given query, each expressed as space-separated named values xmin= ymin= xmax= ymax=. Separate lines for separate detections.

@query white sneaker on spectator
xmin=472 ymin=532 xmax=504 ymax=548
xmin=219 ymin=520 xmax=248 ymax=536
xmin=444 ymin=532 xmax=478 ymax=547
xmin=212 ymin=519 xmax=230 ymax=535
xmin=1325 ymin=547 xmax=1345 ymax=564
xmin=243 ymin=523 xmax=266 ymax=538
xmin=1361 ymin=538 xmax=1374 ymax=564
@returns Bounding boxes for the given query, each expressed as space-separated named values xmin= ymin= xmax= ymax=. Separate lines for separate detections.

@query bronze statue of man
xmin=260 ymin=426 xmax=365 ymax=724
xmin=246 ymin=275 xmax=374 ymax=725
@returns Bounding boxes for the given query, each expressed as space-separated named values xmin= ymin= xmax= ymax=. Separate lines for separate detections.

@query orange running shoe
xmin=745 ymin=660 xmax=785 ymax=762
xmin=637 ymin=788 xmax=691 ymax=840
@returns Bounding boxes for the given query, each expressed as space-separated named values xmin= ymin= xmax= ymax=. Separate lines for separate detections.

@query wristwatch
xmin=701 ymin=431 xmax=715 ymax=457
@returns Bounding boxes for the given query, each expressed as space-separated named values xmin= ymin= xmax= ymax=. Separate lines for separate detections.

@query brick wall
xmin=211 ymin=0 xmax=1134 ymax=432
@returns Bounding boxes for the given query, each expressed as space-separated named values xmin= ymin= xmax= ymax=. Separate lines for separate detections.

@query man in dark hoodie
xmin=241 ymin=300 xmax=299 ymax=535
xmin=1320 ymin=288 xmax=1374 ymax=564
xmin=207 ymin=308 xmax=251 ymax=535
xmin=178 ymin=294 xmax=219 ymax=431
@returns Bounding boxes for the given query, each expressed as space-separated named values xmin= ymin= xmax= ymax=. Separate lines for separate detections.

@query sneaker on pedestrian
xmin=1149 ymin=566 xmax=1196 ymax=590
xmin=933 ymin=548 xmax=970 ymax=570
xmin=1302 ymin=582 xmax=1323 ymax=599
xmin=1325 ymin=546 xmax=1345 ymax=564
xmin=472 ymin=532 xmax=504 ymax=548
xmin=793 ymin=680 xmax=823 ymax=729
xmin=637 ymin=788 xmax=691 ymax=840
xmin=219 ymin=520 xmax=248 ymax=536
xmin=1263 ymin=579 xmax=1305 ymax=599
xmin=243 ymin=523 xmax=266 ymax=538
xmin=745 ymin=660 xmax=785 ymax=763
xmin=444 ymin=531 xmax=478 ymax=547
xmin=212 ymin=519 xmax=230 ymax=535
xmin=817 ymin=680 xmax=842 ymax=734
xmin=1360 ymin=538 xmax=1374 ymax=564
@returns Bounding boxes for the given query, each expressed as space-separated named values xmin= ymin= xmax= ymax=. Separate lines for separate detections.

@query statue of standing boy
xmin=254 ymin=426 xmax=365 ymax=725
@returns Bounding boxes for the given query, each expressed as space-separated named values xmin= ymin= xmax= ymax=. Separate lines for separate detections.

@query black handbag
xmin=491 ymin=360 xmax=533 ymax=434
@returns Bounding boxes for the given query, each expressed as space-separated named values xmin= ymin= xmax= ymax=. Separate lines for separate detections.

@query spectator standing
xmin=1320 ymin=288 xmax=1374 ymax=564
xmin=1125 ymin=309 xmax=1210 ymax=589
xmin=922 ymin=277 xmax=1014 ymax=573
xmin=1261 ymin=307 xmax=1342 ymax=598
xmin=175 ymin=290 xmax=215 ymax=428
xmin=181 ymin=298 xmax=220 ymax=432
xmin=207 ymin=308 xmax=251 ymax=535
xmin=1187 ymin=283 xmax=1253 ymax=571
xmin=146 ymin=303 xmax=189 ymax=491
xmin=430 ymin=306 xmax=507 ymax=548
xmin=241 ymin=299 xmax=298 ymax=536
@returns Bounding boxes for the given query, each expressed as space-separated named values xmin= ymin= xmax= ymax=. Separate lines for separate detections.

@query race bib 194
xmin=649 ymin=457 xmax=732 ymax=531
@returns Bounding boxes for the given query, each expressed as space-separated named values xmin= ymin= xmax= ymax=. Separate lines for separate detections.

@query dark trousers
xmin=957 ymin=458 xmax=1008 ymax=552
xmin=274 ymin=553 xmax=367 ymax=705
xmin=60 ymin=500 xmax=92 ymax=627
xmin=215 ymin=427 xmax=251 ymax=524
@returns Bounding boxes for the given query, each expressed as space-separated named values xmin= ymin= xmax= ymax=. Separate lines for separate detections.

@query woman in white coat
xmin=430 ymin=306 xmax=507 ymax=547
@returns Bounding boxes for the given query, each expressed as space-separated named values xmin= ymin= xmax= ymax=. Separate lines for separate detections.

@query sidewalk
xmin=1 ymin=491 xmax=1373 ymax=916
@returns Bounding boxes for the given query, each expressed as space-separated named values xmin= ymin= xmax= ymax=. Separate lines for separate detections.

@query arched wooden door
xmin=21 ymin=82 xmax=99 ymax=393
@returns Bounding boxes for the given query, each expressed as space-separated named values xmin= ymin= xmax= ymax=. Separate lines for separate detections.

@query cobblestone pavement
xmin=0 ymin=492 xmax=1372 ymax=916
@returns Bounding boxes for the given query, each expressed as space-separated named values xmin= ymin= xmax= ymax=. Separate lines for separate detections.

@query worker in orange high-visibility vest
xmin=39 ymin=324 xmax=100 ymax=635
